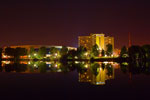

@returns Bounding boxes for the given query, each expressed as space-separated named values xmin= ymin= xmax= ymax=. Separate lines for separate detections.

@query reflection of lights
xmin=2 ymin=61 xmax=11 ymax=64
xmin=74 ymin=56 xmax=78 ymax=59
xmin=122 ymin=62 xmax=128 ymax=66
xmin=75 ymin=61 xmax=79 ymax=64
xmin=3 ymin=55 xmax=11 ymax=58
xmin=46 ymin=54 xmax=51 ymax=57
xmin=100 ymin=67 xmax=102 ymax=71
xmin=105 ymin=55 xmax=107 ymax=57
xmin=103 ymin=61 xmax=109 ymax=64
xmin=57 ymin=69 xmax=62 ymax=72
xmin=3 ymin=55 xmax=7 ymax=58
xmin=28 ymin=62 xmax=31 ymax=65
xmin=96 ymin=82 xmax=105 ymax=85
xmin=46 ymin=62 xmax=51 ymax=64
xmin=49 ymin=64 xmax=51 ymax=67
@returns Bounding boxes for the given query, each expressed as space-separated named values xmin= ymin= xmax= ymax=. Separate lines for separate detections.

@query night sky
xmin=0 ymin=0 xmax=150 ymax=48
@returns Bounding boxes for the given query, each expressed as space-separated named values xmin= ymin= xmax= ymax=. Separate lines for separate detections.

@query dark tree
xmin=90 ymin=63 xmax=100 ymax=76
xmin=120 ymin=46 xmax=128 ymax=57
xmin=128 ymin=45 xmax=145 ymax=61
xmin=101 ymin=49 xmax=105 ymax=57
xmin=76 ymin=46 xmax=87 ymax=59
xmin=60 ymin=46 xmax=68 ymax=56
xmin=67 ymin=49 xmax=77 ymax=59
xmin=91 ymin=44 xmax=100 ymax=57
xmin=4 ymin=47 xmax=15 ymax=57
xmin=38 ymin=47 xmax=47 ymax=59
xmin=50 ymin=47 xmax=58 ymax=54
xmin=29 ymin=47 xmax=35 ymax=58
xmin=142 ymin=45 xmax=150 ymax=59
xmin=106 ymin=44 xmax=113 ymax=56
xmin=0 ymin=48 xmax=3 ymax=60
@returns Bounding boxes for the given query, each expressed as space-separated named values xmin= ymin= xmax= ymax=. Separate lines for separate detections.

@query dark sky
xmin=0 ymin=0 xmax=150 ymax=48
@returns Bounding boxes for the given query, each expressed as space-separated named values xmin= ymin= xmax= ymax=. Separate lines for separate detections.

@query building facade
xmin=78 ymin=33 xmax=114 ymax=51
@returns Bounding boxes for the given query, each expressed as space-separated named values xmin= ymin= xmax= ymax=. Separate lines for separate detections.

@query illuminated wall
xmin=79 ymin=33 xmax=114 ymax=51
xmin=78 ymin=36 xmax=92 ymax=50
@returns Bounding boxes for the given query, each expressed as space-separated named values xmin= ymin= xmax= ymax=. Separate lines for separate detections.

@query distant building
xmin=78 ymin=33 xmax=114 ymax=51
xmin=78 ymin=36 xmax=92 ymax=50
xmin=2 ymin=45 xmax=77 ymax=59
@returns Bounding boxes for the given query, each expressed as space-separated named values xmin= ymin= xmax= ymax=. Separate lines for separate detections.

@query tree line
xmin=120 ymin=45 xmax=150 ymax=61
xmin=0 ymin=44 xmax=113 ymax=61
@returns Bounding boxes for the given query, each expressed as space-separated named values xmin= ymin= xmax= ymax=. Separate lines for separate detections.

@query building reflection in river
xmin=79 ymin=62 xmax=118 ymax=85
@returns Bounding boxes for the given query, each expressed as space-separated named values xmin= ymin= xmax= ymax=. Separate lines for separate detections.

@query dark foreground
xmin=0 ymin=69 xmax=150 ymax=100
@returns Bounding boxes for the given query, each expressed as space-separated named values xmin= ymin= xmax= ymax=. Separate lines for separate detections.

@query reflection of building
xmin=78 ymin=33 xmax=114 ymax=51
xmin=79 ymin=67 xmax=93 ymax=83
xmin=79 ymin=63 xmax=115 ymax=85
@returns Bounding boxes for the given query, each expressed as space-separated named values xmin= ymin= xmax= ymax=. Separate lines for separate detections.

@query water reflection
xmin=1 ymin=61 xmax=75 ymax=73
xmin=79 ymin=62 xmax=116 ymax=85
xmin=1 ymin=60 xmax=150 ymax=85
xmin=120 ymin=61 xmax=150 ymax=75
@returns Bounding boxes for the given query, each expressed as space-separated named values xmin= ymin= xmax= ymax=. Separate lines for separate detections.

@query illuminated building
xmin=78 ymin=33 xmax=114 ymax=51
xmin=91 ymin=33 xmax=105 ymax=50
xmin=78 ymin=36 xmax=92 ymax=50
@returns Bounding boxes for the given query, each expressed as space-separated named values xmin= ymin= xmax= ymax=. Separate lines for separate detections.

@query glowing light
xmin=75 ymin=56 xmax=78 ymax=59
xmin=85 ymin=64 xmax=88 ymax=68
xmin=84 ymin=52 xmax=88 ymax=56
xmin=28 ymin=62 xmax=31 ymax=65
xmin=49 ymin=64 xmax=51 ymax=67
xmin=122 ymin=62 xmax=129 ymax=66
xmin=103 ymin=61 xmax=109 ymax=64
xmin=28 ymin=55 xmax=31 ymax=58
xmin=3 ymin=55 xmax=7 ymax=58
xmin=34 ymin=53 xmax=37 ymax=56
xmin=55 ymin=64 xmax=58 ymax=68
xmin=55 ymin=53 xmax=58 ymax=56
xmin=75 ymin=61 xmax=79 ymax=64
xmin=46 ymin=62 xmax=51 ymax=64
xmin=105 ymin=55 xmax=107 ymax=57
xmin=34 ymin=64 xmax=38 ymax=68
xmin=2 ymin=61 xmax=11 ymax=64
xmin=57 ymin=69 xmax=62 ymax=72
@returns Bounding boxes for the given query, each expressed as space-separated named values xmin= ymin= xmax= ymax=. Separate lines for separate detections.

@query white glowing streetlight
xmin=34 ymin=53 xmax=37 ymax=56
xmin=55 ymin=53 xmax=58 ymax=56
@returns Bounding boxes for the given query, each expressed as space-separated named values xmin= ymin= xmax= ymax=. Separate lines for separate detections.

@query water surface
xmin=0 ymin=61 xmax=150 ymax=100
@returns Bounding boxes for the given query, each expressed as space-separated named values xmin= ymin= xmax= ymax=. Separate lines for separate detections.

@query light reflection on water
xmin=0 ymin=61 xmax=121 ymax=85
xmin=1 ymin=61 xmax=150 ymax=85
